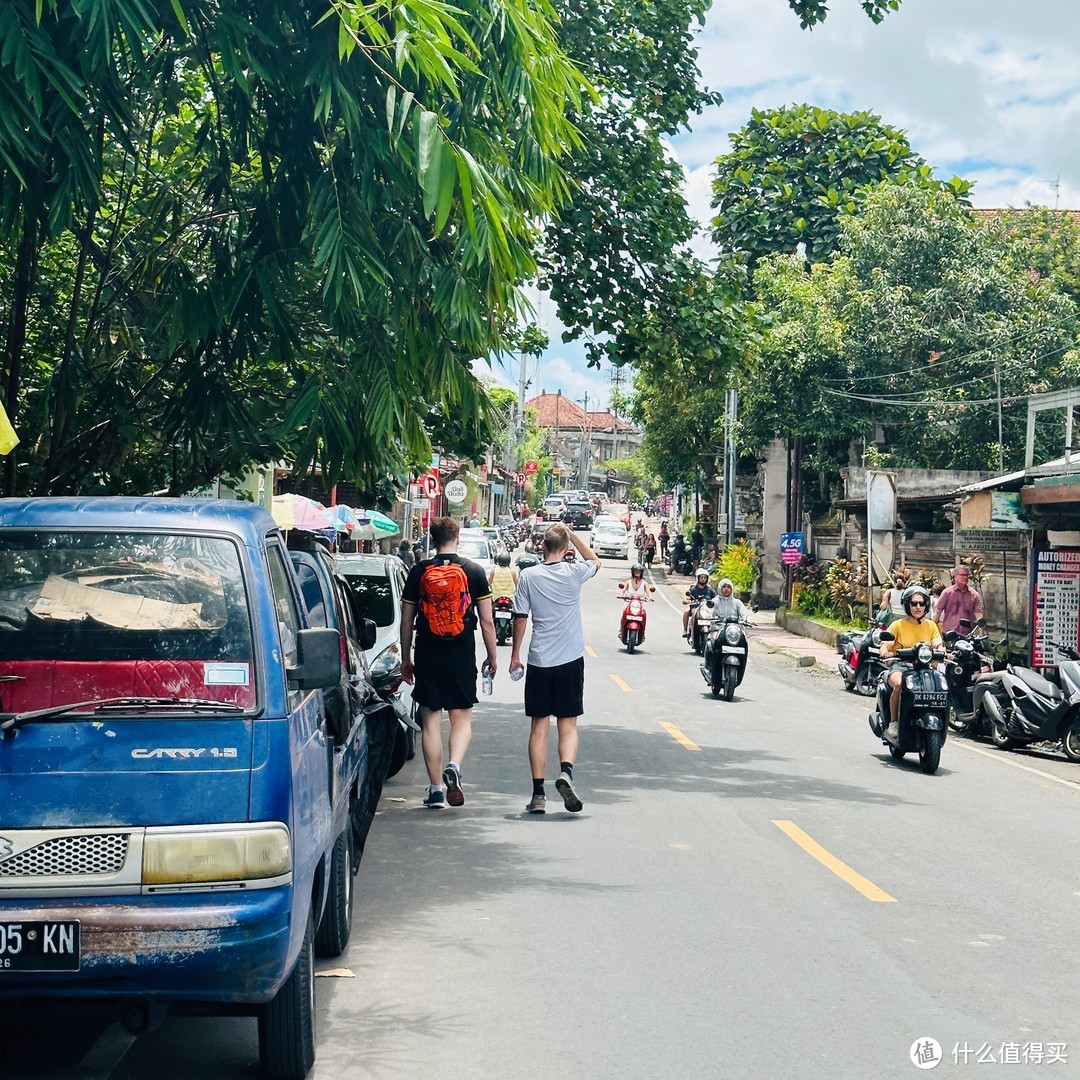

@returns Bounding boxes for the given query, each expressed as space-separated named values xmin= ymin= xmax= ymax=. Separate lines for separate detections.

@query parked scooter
xmin=619 ymin=596 xmax=648 ymax=653
xmin=835 ymin=622 xmax=888 ymax=695
xmin=493 ymin=595 xmax=514 ymax=645
xmin=943 ymin=619 xmax=994 ymax=734
xmin=970 ymin=642 xmax=1080 ymax=760
xmin=867 ymin=632 xmax=948 ymax=774
xmin=700 ymin=615 xmax=750 ymax=701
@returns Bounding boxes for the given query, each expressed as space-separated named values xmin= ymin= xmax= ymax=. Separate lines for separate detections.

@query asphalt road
xmin=6 ymin=557 xmax=1080 ymax=1079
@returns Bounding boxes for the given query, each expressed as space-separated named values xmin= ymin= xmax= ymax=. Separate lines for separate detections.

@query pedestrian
xmin=400 ymin=516 xmax=497 ymax=808
xmin=509 ymin=523 xmax=600 ymax=814
xmin=397 ymin=537 xmax=415 ymax=568
xmin=644 ymin=531 xmax=656 ymax=567
xmin=932 ymin=563 xmax=984 ymax=635
xmin=658 ymin=521 xmax=670 ymax=560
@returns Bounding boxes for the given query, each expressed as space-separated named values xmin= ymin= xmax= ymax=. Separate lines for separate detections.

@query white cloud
xmin=675 ymin=0 xmax=1080 ymax=214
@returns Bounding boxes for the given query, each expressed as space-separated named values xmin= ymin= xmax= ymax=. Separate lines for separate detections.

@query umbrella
xmin=354 ymin=508 xmax=400 ymax=538
xmin=271 ymin=493 xmax=334 ymax=532
xmin=327 ymin=505 xmax=361 ymax=533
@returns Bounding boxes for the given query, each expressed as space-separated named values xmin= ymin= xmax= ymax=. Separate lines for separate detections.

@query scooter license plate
xmin=721 ymin=646 xmax=746 ymax=654
xmin=912 ymin=691 xmax=948 ymax=709
xmin=495 ymin=612 xmax=512 ymax=620
xmin=0 ymin=920 xmax=80 ymax=972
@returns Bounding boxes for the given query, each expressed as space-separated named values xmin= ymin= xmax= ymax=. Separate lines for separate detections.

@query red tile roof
xmin=587 ymin=410 xmax=638 ymax=433
xmin=525 ymin=392 xmax=587 ymax=429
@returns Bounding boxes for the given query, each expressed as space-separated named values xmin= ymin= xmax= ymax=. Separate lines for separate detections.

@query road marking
xmin=660 ymin=721 xmax=700 ymax=751
xmin=649 ymin=569 xmax=683 ymax=614
xmin=610 ymin=673 xmax=633 ymax=693
xmin=773 ymin=819 xmax=896 ymax=903
xmin=585 ymin=645 xmax=598 ymax=657
xmin=952 ymin=739 xmax=1080 ymax=793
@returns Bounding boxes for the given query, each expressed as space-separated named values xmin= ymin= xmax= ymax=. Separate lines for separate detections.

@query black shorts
xmin=524 ymin=656 xmax=585 ymax=719
xmin=413 ymin=641 xmax=477 ymax=712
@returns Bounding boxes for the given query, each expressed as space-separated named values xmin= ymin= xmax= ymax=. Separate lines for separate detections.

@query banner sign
xmin=780 ymin=532 xmax=804 ymax=565
xmin=1031 ymin=548 xmax=1080 ymax=668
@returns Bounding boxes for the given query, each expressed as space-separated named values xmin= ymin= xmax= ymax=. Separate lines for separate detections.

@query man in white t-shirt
xmin=509 ymin=523 xmax=601 ymax=814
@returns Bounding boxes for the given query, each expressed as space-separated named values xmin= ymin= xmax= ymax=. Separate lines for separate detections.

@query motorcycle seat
xmin=1013 ymin=666 xmax=1064 ymax=700
xmin=973 ymin=670 xmax=999 ymax=683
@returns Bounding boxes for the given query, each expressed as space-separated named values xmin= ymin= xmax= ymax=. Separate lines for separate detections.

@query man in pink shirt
xmin=933 ymin=565 xmax=984 ymax=635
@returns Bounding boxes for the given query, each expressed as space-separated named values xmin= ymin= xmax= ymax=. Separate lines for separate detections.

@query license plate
xmin=0 ymin=920 xmax=80 ymax=972
xmin=912 ymin=692 xmax=948 ymax=709
xmin=495 ymin=612 xmax=512 ymax=620
xmin=721 ymin=646 xmax=746 ymax=654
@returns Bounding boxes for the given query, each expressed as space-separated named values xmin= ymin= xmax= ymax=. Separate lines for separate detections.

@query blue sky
xmin=480 ymin=0 xmax=1079 ymax=411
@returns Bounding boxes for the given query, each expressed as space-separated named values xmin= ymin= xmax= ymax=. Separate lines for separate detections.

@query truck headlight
xmin=143 ymin=824 xmax=291 ymax=884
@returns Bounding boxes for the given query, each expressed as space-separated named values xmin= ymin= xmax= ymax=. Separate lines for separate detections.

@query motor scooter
xmin=835 ymin=622 xmax=888 ymax=695
xmin=942 ymin=619 xmax=994 ymax=734
xmin=619 ymin=596 xmax=647 ymax=653
xmin=700 ymin=615 xmax=749 ymax=701
xmin=690 ymin=596 xmax=716 ymax=656
xmin=493 ymin=595 xmax=514 ymax=645
xmin=970 ymin=642 xmax=1080 ymax=760
xmin=868 ymin=633 xmax=948 ymax=774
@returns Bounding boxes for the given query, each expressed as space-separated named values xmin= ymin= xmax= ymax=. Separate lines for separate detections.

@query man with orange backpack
xmin=400 ymin=517 xmax=497 ymax=808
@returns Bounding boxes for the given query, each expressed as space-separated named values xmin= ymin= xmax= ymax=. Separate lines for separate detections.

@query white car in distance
xmin=590 ymin=520 xmax=629 ymax=559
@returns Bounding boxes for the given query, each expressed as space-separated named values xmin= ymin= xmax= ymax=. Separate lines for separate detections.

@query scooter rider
xmin=491 ymin=551 xmax=518 ymax=601
xmin=879 ymin=584 xmax=943 ymax=741
xmin=682 ymin=569 xmax=716 ymax=638
xmin=618 ymin=563 xmax=655 ymax=602
xmin=712 ymin=577 xmax=751 ymax=622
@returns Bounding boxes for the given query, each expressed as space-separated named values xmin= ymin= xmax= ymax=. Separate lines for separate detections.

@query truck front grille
xmin=0 ymin=833 xmax=129 ymax=877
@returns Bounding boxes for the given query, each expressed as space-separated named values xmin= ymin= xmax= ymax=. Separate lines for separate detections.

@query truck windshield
xmin=0 ymin=531 xmax=255 ymax=713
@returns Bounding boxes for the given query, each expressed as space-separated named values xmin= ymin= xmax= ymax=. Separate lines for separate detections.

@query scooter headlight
xmin=629 ymin=600 xmax=643 ymax=615
xmin=916 ymin=643 xmax=933 ymax=664
xmin=724 ymin=624 xmax=742 ymax=645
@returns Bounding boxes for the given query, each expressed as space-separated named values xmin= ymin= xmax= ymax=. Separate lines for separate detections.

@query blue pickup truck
xmin=0 ymin=498 xmax=377 ymax=1078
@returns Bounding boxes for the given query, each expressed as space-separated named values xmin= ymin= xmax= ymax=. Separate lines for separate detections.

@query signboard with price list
xmin=1031 ymin=548 xmax=1080 ymax=668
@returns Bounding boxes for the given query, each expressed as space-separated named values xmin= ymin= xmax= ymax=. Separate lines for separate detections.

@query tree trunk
xmin=2 ymin=221 xmax=38 ymax=496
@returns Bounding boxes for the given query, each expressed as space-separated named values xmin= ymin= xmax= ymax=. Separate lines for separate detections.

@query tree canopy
xmin=741 ymin=183 xmax=1080 ymax=494
xmin=710 ymin=104 xmax=969 ymax=269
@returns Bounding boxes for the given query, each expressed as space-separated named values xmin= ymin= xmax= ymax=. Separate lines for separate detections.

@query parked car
xmin=591 ymin=520 xmax=629 ymax=558
xmin=0 ymin=498 xmax=374 ymax=1079
xmin=335 ymin=552 xmax=416 ymax=770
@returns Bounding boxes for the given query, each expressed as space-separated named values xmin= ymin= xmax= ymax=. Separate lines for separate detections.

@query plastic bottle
xmin=482 ymin=668 xmax=494 ymax=695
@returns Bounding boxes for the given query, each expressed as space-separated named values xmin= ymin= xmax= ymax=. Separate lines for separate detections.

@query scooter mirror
xmin=879 ymin=630 xmax=896 ymax=642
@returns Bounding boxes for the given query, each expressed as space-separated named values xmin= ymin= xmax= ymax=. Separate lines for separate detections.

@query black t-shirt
xmin=403 ymin=554 xmax=492 ymax=647
xmin=687 ymin=584 xmax=716 ymax=602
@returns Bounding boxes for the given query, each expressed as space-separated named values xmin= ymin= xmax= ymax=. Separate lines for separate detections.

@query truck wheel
xmin=260 ymin=911 xmax=316 ymax=1080
xmin=315 ymin=827 xmax=354 ymax=957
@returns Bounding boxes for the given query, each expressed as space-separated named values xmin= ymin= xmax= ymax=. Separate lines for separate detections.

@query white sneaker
xmin=885 ymin=721 xmax=900 ymax=741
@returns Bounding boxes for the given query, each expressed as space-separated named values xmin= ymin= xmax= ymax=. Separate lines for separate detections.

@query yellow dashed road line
xmin=660 ymin=721 xmax=700 ymax=751
xmin=609 ymin=673 xmax=633 ymax=693
xmin=773 ymin=820 xmax=896 ymax=903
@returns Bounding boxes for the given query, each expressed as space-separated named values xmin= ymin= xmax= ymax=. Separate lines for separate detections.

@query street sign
xmin=524 ymin=460 xmax=539 ymax=475
xmin=444 ymin=479 xmax=468 ymax=504
xmin=515 ymin=472 xmax=526 ymax=485
xmin=780 ymin=532 xmax=804 ymax=565
xmin=420 ymin=472 xmax=440 ymax=498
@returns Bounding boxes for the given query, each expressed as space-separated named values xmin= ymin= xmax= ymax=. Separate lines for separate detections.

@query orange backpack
xmin=419 ymin=561 xmax=472 ymax=639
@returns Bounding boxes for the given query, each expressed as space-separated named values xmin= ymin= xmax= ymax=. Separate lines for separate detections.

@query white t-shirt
xmin=513 ymin=559 xmax=600 ymax=667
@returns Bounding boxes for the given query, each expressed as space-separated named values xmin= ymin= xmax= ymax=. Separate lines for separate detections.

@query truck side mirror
xmin=288 ymin=627 xmax=341 ymax=690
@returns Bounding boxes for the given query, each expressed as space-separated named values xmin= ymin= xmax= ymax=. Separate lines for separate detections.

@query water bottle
xmin=482 ymin=667 xmax=494 ymax=696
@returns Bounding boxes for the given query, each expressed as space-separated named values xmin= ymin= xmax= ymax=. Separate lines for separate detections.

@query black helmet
xmin=631 ymin=563 xmax=644 ymax=575
xmin=496 ymin=551 xmax=511 ymax=567
xmin=901 ymin=585 xmax=931 ymax=620
xmin=516 ymin=551 xmax=538 ymax=568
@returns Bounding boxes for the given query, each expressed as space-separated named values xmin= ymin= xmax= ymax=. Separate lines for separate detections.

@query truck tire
xmin=314 ymin=827 xmax=354 ymax=957
xmin=259 ymin=910 xmax=316 ymax=1079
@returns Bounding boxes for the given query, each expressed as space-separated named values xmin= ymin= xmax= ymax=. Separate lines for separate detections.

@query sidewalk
xmin=651 ymin=564 xmax=838 ymax=670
